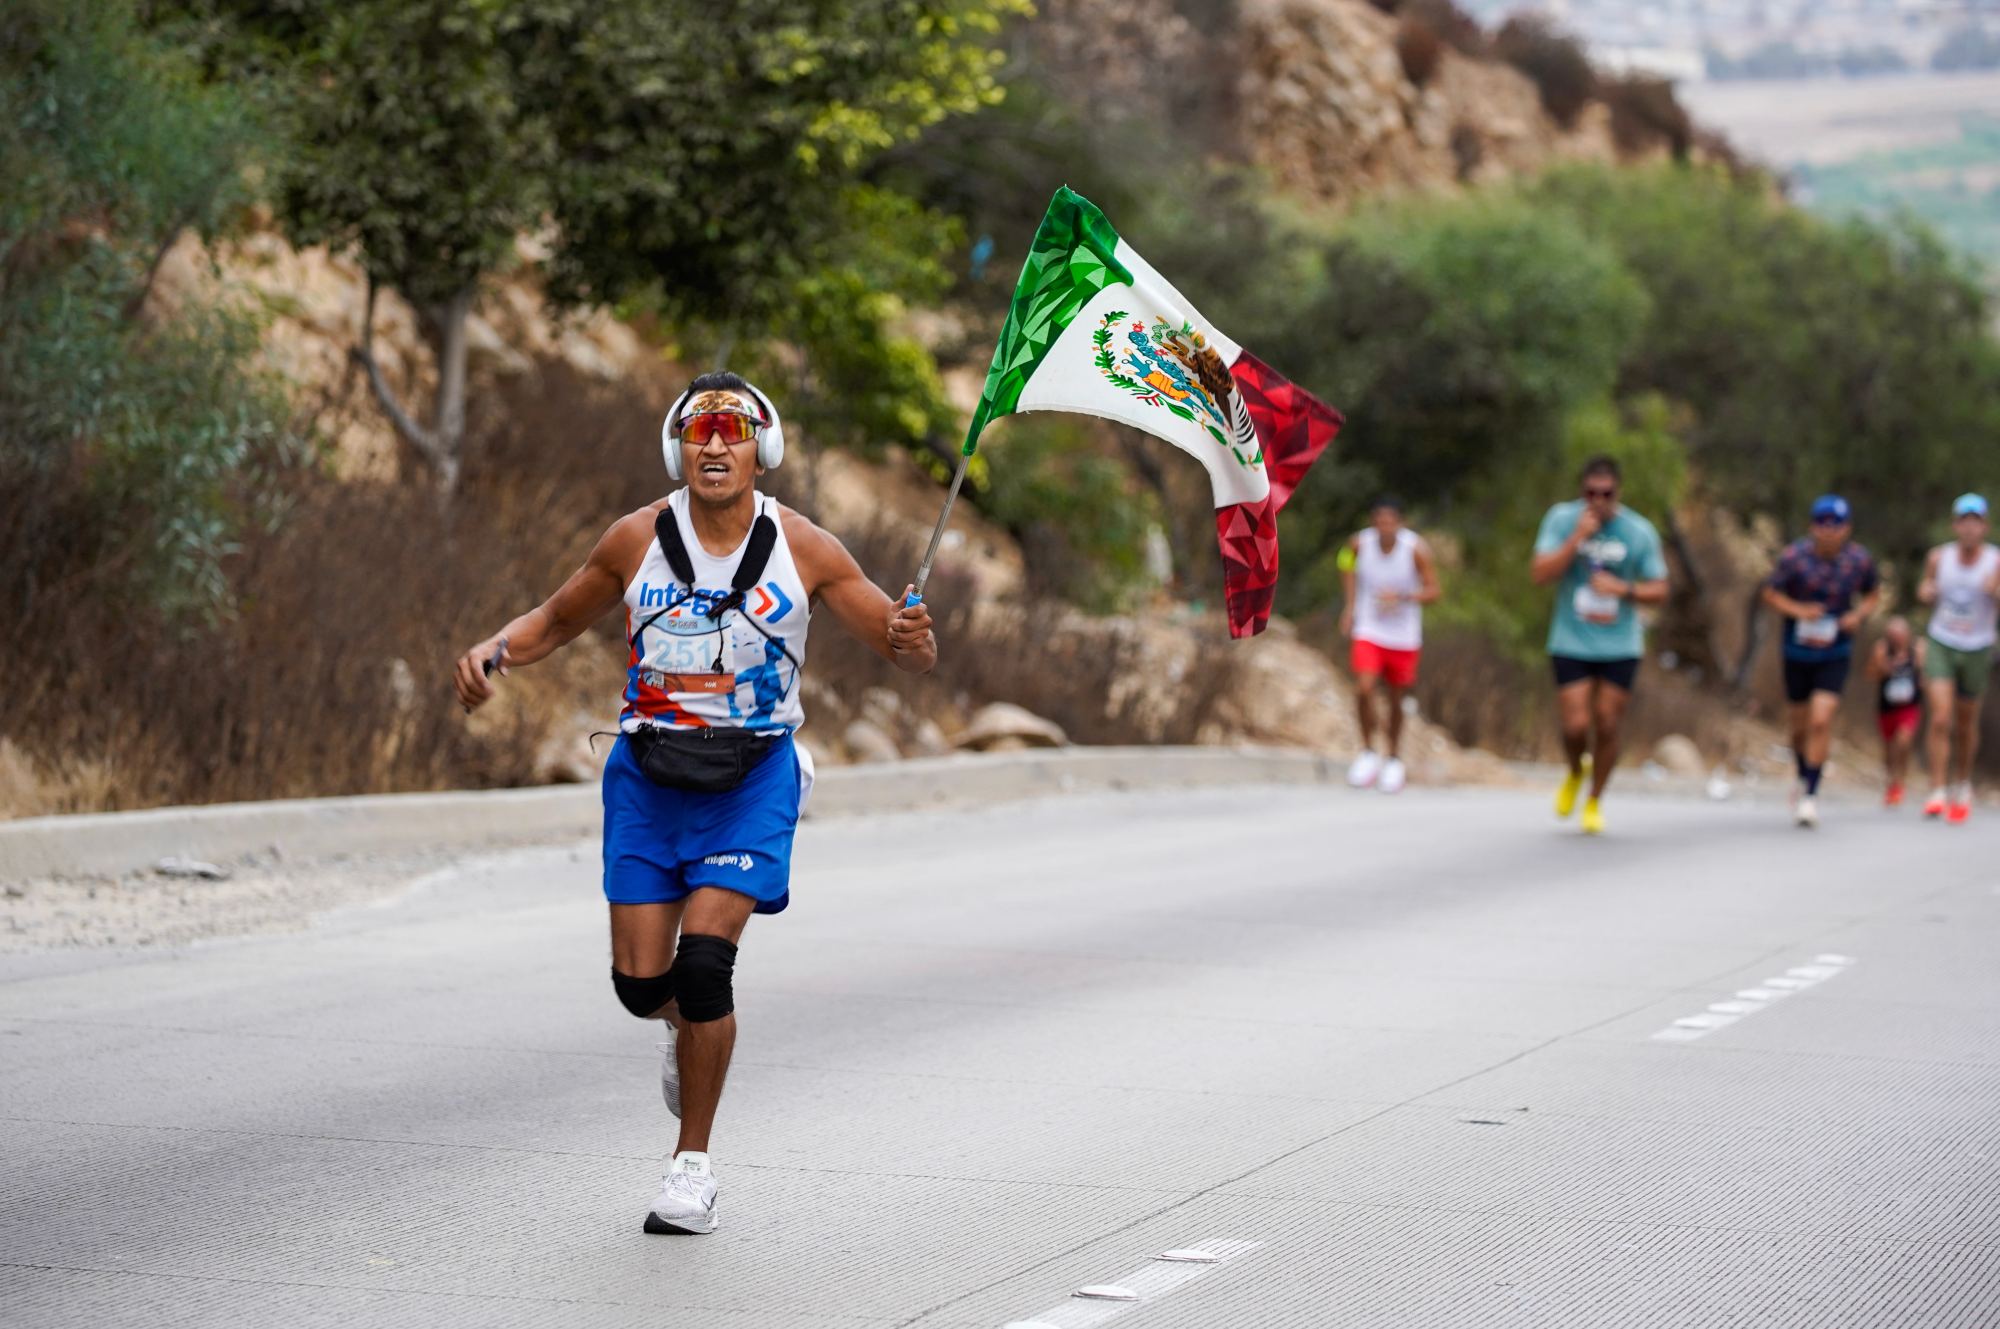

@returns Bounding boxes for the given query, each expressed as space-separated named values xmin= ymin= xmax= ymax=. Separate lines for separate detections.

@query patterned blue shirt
xmin=1769 ymin=538 xmax=1879 ymax=661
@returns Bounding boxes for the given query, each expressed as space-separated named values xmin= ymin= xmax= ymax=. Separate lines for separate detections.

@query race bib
xmin=1939 ymin=611 xmax=1978 ymax=639
xmin=640 ymin=610 xmax=756 ymax=689
xmin=1885 ymin=676 xmax=1916 ymax=706
xmin=1573 ymin=585 xmax=1621 ymax=625
xmin=1795 ymin=615 xmax=1839 ymax=648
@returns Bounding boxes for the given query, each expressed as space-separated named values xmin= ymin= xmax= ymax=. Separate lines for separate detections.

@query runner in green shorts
xmin=1917 ymin=493 xmax=1999 ymax=824
xmin=1926 ymin=639 xmax=1993 ymax=697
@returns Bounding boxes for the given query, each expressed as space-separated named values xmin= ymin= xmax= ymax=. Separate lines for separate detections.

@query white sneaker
xmin=1347 ymin=750 xmax=1383 ymax=789
xmin=657 ymin=1027 xmax=681 ymax=1119
xmin=1795 ymin=796 xmax=1818 ymax=829
xmin=1378 ymin=757 xmax=1407 ymax=795
xmin=644 ymin=1151 xmax=718 ymax=1234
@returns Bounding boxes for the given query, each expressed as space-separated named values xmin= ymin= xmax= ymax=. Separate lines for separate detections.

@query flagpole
xmin=908 ymin=448 xmax=972 ymax=605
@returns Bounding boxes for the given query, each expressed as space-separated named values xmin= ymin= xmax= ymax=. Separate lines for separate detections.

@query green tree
xmin=1 ymin=0 xmax=298 ymax=619
xmin=160 ymin=0 xmax=1024 ymax=494
xmin=1271 ymin=195 xmax=1650 ymax=608
xmin=1530 ymin=164 xmax=2000 ymax=570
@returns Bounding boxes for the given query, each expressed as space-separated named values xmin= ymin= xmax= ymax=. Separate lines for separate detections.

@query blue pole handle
xmin=904 ymin=592 xmax=923 ymax=608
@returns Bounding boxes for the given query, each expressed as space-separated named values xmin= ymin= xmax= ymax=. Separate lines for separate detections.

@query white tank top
xmin=620 ymin=489 xmax=810 ymax=734
xmin=1929 ymin=542 xmax=2000 ymax=651
xmin=1352 ymin=527 xmax=1423 ymax=651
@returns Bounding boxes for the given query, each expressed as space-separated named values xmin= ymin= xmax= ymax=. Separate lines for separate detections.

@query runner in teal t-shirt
xmin=1529 ymin=456 xmax=1671 ymax=835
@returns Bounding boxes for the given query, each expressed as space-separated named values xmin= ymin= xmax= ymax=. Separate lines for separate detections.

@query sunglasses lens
xmin=1586 ymin=488 xmax=1616 ymax=499
xmin=679 ymin=412 xmax=758 ymax=445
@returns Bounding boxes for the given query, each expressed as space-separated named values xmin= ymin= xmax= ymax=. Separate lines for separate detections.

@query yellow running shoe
xmin=1555 ymin=756 xmax=1591 ymax=819
xmin=1580 ymin=797 xmax=1605 ymax=836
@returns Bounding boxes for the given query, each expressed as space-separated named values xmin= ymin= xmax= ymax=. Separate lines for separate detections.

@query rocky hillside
xmin=1029 ymin=0 xmax=1628 ymax=206
xmin=1240 ymin=0 xmax=1620 ymax=200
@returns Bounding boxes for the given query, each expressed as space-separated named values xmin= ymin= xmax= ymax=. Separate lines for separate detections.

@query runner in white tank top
xmin=1917 ymin=493 xmax=2000 ymax=821
xmin=1339 ymin=496 xmax=1441 ymax=794
xmin=451 ymin=372 xmax=939 ymax=1236
xmin=620 ymin=488 xmax=812 ymax=735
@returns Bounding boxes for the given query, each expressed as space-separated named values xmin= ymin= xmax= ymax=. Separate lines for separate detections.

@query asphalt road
xmin=3 ymin=784 xmax=1998 ymax=1328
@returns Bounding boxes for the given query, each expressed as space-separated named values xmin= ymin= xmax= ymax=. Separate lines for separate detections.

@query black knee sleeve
xmin=673 ymin=933 xmax=737 ymax=1023
xmin=611 ymin=967 xmax=677 ymax=1019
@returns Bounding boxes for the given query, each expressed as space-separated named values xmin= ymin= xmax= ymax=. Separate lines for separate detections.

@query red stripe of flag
xmin=1215 ymin=351 xmax=1344 ymax=639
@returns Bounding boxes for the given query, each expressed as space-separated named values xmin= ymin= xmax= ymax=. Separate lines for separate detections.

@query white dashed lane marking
xmin=1651 ymin=953 xmax=1854 ymax=1043
xmin=1000 ymin=1239 xmax=1263 ymax=1328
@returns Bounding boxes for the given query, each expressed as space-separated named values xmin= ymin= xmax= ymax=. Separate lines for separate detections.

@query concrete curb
xmin=0 ymin=745 xmax=1337 ymax=881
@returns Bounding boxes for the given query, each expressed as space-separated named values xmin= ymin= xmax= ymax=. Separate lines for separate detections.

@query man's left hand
xmin=888 ymin=587 xmax=934 ymax=656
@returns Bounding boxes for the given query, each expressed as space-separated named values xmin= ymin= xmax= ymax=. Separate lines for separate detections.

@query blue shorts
xmin=601 ymin=732 xmax=803 ymax=913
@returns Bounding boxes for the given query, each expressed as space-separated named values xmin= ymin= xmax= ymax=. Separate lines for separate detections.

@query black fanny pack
xmin=626 ymin=725 xmax=783 ymax=793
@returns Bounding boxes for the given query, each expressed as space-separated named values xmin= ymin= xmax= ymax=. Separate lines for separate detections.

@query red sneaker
xmin=1885 ymin=783 xmax=1905 ymax=807
xmin=1947 ymin=801 xmax=1971 ymax=825
xmin=1923 ymin=792 xmax=1948 ymax=819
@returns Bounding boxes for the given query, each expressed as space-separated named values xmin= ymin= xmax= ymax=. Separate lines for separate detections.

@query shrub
xmin=1601 ymin=74 xmax=1693 ymax=160
xmin=1450 ymin=123 xmax=1484 ymax=181
xmin=1495 ymin=15 xmax=1596 ymax=129
xmin=1403 ymin=0 xmax=1486 ymax=56
xmin=1396 ymin=17 xmax=1444 ymax=87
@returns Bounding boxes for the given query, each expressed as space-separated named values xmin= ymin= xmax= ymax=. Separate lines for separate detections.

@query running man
xmin=1761 ymin=495 xmax=1881 ymax=829
xmin=1866 ymin=617 xmax=1926 ymax=808
xmin=452 ymin=371 xmax=938 ymax=1234
xmin=1916 ymin=493 xmax=1999 ymax=824
xmin=1340 ymin=496 xmax=1441 ymax=795
xmin=1530 ymin=456 xmax=1670 ymax=835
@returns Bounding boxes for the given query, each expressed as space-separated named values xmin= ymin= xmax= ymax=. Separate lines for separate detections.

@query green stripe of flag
xmin=961 ymin=186 xmax=1131 ymax=454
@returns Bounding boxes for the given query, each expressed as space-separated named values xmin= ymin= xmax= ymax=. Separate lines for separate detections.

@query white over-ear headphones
xmin=660 ymin=379 xmax=786 ymax=482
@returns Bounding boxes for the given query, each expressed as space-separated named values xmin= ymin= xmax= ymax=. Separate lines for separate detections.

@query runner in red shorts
xmin=1340 ymin=497 xmax=1441 ymax=794
xmin=1865 ymin=617 xmax=1926 ymax=807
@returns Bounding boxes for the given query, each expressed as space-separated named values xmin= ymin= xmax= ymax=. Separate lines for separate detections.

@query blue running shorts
xmin=601 ymin=731 xmax=806 ymax=913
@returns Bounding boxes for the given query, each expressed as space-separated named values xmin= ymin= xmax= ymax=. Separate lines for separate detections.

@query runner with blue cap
xmin=1917 ymin=493 xmax=1999 ymax=824
xmin=1761 ymin=494 xmax=1882 ymax=828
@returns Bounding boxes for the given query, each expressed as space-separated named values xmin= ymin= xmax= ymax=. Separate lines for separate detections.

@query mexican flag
xmin=964 ymin=186 xmax=1343 ymax=638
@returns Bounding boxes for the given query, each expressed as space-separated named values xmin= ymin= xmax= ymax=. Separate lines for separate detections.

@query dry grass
xmin=0 ymin=361 xmax=673 ymax=813
xmin=808 ymin=520 xmax=1246 ymax=748
xmin=1 ymin=352 xmax=1259 ymax=815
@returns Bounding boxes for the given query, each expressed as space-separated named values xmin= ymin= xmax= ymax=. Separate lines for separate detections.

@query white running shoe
xmin=1378 ymin=757 xmax=1407 ymax=795
xmin=644 ymin=1151 xmax=718 ymax=1234
xmin=1795 ymin=796 xmax=1818 ymax=829
xmin=1347 ymin=750 xmax=1383 ymax=789
xmin=657 ymin=1027 xmax=681 ymax=1119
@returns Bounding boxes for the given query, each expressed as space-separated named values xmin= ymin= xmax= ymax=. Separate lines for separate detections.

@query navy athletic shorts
xmin=1550 ymin=655 xmax=1640 ymax=692
xmin=600 ymin=731 xmax=808 ymax=913
xmin=1782 ymin=655 xmax=1851 ymax=704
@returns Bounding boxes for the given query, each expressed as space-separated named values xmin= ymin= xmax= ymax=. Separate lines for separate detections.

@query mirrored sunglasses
xmin=675 ymin=411 xmax=760 ymax=446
